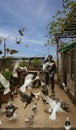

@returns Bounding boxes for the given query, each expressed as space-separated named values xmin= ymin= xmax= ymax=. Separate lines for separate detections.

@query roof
xmin=58 ymin=41 xmax=76 ymax=52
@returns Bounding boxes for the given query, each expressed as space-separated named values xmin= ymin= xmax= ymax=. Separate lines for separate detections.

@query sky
xmin=0 ymin=0 xmax=63 ymax=59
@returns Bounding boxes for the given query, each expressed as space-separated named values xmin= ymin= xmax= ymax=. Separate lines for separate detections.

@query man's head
xmin=48 ymin=55 xmax=52 ymax=61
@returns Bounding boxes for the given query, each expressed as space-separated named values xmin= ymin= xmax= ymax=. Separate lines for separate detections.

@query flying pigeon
xmin=20 ymin=74 xmax=34 ymax=93
xmin=48 ymin=97 xmax=65 ymax=120
xmin=10 ymin=49 xmax=19 ymax=55
xmin=18 ymin=27 xmax=25 ymax=36
xmin=16 ymin=37 xmax=22 ymax=44
xmin=42 ymin=62 xmax=54 ymax=72
xmin=64 ymin=117 xmax=71 ymax=130
xmin=24 ymin=93 xmax=33 ymax=109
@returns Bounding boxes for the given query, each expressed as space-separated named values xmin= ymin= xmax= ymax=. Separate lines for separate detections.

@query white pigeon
xmin=8 ymin=113 xmax=17 ymax=121
xmin=64 ymin=117 xmax=71 ymax=130
xmin=0 ymin=73 xmax=10 ymax=94
xmin=42 ymin=62 xmax=54 ymax=72
xmin=48 ymin=97 xmax=65 ymax=120
xmin=20 ymin=74 xmax=34 ymax=93
xmin=12 ymin=59 xmax=23 ymax=77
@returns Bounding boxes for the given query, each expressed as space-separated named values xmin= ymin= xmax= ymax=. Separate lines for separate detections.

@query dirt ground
xmin=0 ymin=84 xmax=76 ymax=128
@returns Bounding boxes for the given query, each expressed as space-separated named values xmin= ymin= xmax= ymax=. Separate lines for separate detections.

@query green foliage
xmin=31 ymin=58 xmax=40 ymax=67
xmin=2 ymin=68 xmax=12 ymax=80
xmin=19 ymin=61 xmax=28 ymax=67
xmin=48 ymin=0 xmax=76 ymax=44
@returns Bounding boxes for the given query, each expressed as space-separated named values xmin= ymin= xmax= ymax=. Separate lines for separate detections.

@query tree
xmin=47 ymin=0 xmax=76 ymax=44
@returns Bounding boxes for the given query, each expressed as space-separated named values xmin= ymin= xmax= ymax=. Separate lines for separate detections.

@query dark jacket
xmin=44 ymin=59 xmax=56 ymax=75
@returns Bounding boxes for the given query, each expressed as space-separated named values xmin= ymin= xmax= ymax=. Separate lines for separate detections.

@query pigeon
xmin=42 ymin=62 xmax=54 ymax=72
xmin=6 ymin=106 xmax=18 ymax=117
xmin=20 ymin=74 xmax=34 ymax=93
xmin=24 ymin=113 xmax=34 ymax=125
xmin=18 ymin=28 xmax=25 ymax=36
xmin=61 ymin=101 xmax=69 ymax=112
xmin=31 ymin=91 xmax=40 ymax=100
xmin=24 ymin=93 xmax=33 ymax=109
xmin=48 ymin=97 xmax=65 ymax=120
xmin=44 ymin=108 xmax=52 ymax=114
xmin=32 ymin=102 xmax=37 ymax=113
xmin=8 ymin=113 xmax=17 ymax=121
xmin=42 ymin=88 xmax=49 ymax=96
xmin=19 ymin=90 xmax=30 ymax=102
xmin=42 ymin=97 xmax=49 ymax=104
xmin=16 ymin=38 xmax=22 ymax=44
xmin=64 ymin=117 xmax=71 ymax=130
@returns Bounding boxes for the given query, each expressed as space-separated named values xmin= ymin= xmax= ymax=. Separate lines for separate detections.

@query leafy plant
xmin=31 ymin=58 xmax=40 ymax=67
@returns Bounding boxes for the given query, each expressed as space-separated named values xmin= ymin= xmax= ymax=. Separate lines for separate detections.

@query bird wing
xmin=48 ymin=97 xmax=56 ymax=109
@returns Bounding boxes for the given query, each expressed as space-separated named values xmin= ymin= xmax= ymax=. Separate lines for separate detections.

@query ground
xmin=0 ymin=84 xmax=76 ymax=128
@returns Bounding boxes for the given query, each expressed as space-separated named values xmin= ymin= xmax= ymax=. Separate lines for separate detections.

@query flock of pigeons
xmin=0 ymin=62 xmax=72 ymax=130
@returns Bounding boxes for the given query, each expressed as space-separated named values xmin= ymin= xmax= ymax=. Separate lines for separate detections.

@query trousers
xmin=45 ymin=72 xmax=55 ymax=91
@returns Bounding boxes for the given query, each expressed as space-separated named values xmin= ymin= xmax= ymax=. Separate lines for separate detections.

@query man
xmin=44 ymin=55 xmax=56 ymax=95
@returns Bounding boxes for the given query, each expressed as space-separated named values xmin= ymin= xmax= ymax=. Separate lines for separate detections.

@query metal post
xmin=4 ymin=38 xmax=6 ymax=58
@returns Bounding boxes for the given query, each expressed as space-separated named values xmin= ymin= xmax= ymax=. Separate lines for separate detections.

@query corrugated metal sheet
xmin=58 ymin=41 xmax=76 ymax=52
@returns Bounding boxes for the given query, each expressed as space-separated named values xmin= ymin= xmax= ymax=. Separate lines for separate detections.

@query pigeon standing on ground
xmin=31 ymin=91 xmax=40 ymax=100
xmin=32 ymin=102 xmax=37 ymax=113
xmin=64 ymin=117 xmax=71 ymax=130
xmin=24 ymin=113 xmax=34 ymax=125
xmin=42 ymin=97 xmax=48 ymax=104
xmin=42 ymin=87 xmax=49 ymax=96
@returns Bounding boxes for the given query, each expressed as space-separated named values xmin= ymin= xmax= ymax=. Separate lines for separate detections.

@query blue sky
xmin=0 ymin=0 xmax=63 ymax=58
